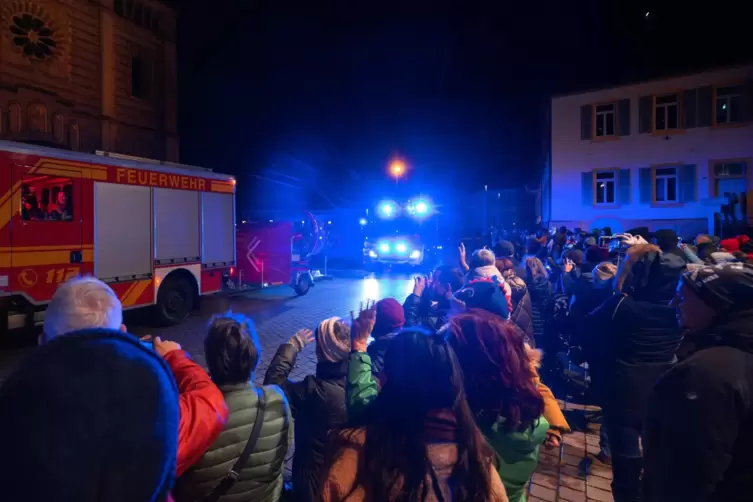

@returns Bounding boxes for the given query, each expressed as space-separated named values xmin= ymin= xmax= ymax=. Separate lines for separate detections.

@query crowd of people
xmin=1 ymin=224 xmax=752 ymax=502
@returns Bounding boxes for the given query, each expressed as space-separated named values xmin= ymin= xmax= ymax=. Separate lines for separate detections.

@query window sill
xmin=650 ymin=202 xmax=684 ymax=208
xmin=591 ymin=135 xmax=620 ymax=143
xmin=651 ymin=129 xmax=685 ymax=136
xmin=591 ymin=203 xmax=622 ymax=210
xmin=712 ymin=121 xmax=750 ymax=130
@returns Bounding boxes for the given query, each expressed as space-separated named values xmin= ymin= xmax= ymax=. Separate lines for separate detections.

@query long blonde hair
xmin=525 ymin=257 xmax=548 ymax=281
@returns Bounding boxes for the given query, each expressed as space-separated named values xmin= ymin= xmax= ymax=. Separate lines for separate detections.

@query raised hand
xmin=350 ymin=300 xmax=376 ymax=352
xmin=413 ymin=275 xmax=427 ymax=297
xmin=289 ymin=328 xmax=315 ymax=351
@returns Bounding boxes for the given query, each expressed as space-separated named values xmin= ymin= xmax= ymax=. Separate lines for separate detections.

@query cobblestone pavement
xmin=0 ymin=275 xmax=612 ymax=500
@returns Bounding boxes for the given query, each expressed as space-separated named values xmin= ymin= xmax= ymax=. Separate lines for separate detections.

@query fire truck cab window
xmin=21 ymin=176 xmax=74 ymax=222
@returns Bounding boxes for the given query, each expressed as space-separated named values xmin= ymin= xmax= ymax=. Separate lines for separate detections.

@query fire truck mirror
xmin=21 ymin=175 xmax=74 ymax=222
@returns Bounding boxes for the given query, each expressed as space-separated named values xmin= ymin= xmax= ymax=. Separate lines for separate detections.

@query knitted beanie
xmin=315 ymin=316 xmax=351 ymax=363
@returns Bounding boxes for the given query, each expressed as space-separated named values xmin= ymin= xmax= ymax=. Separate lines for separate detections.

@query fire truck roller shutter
xmin=153 ymin=188 xmax=201 ymax=265
xmin=94 ymin=183 xmax=152 ymax=281
xmin=201 ymin=192 xmax=235 ymax=267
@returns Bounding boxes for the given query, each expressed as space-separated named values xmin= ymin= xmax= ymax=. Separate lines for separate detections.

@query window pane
xmin=596 ymin=171 xmax=615 ymax=180
xmin=605 ymin=113 xmax=615 ymax=136
xmin=132 ymin=57 xmax=143 ymax=98
xmin=22 ymin=176 xmax=74 ymax=221
xmin=667 ymin=177 xmax=677 ymax=201
xmin=717 ymin=85 xmax=743 ymax=97
xmin=596 ymin=183 xmax=605 ymax=204
xmin=596 ymin=104 xmax=614 ymax=113
xmin=656 ymin=107 xmax=666 ymax=130
xmin=656 ymin=94 xmax=677 ymax=105
xmin=716 ymin=98 xmax=729 ymax=124
xmin=655 ymin=178 xmax=665 ymax=201
xmin=606 ymin=181 xmax=615 ymax=203
xmin=730 ymin=95 xmax=743 ymax=123
xmin=656 ymin=167 xmax=677 ymax=176
xmin=667 ymin=105 xmax=678 ymax=129
xmin=596 ymin=115 xmax=604 ymax=136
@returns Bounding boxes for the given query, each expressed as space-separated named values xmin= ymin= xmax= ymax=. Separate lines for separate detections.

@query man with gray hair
xmin=42 ymin=276 xmax=126 ymax=343
xmin=39 ymin=275 xmax=229 ymax=477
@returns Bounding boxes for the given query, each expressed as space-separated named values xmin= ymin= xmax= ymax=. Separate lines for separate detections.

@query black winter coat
xmin=263 ymin=344 xmax=348 ymax=502
xmin=584 ymin=293 xmax=682 ymax=425
xmin=527 ymin=277 xmax=552 ymax=346
xmin=644 ymin=312 xmax=753 ymax=502
xmin=403 ymin=293 xmax=449 ymax=333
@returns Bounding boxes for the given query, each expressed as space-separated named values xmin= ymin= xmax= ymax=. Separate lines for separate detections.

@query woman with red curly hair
xmin=447 ymin=309 xmax=552 ymax=502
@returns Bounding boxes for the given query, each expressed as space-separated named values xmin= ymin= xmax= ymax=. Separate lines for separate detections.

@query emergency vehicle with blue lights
xmin=362 ymin=197 xmax=437 ymax=268
xmin=0 ymin=140 xmax=236 ymax=332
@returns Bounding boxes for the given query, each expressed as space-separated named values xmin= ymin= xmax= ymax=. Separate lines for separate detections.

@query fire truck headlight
xmin=414 ymin=201 xmax=429 ymax=215
xmin=395 ymin=242 xmax=408 ymax=253
xmin=378 ymin=242 xmax=390 ymax=253
xmin=379 ymin=203 xmax=394 ymax=217
xmin=368 ymin=250 xmax=378 ymax=258
xmin=409 ymin=250 xmax=421 ymax=259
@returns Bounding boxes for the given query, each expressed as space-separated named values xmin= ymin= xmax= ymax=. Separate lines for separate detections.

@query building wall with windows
xmin=549 ymin=65 xmax=753 ymax=237
xmin=0 ymin=0 xmax=177 ymax=160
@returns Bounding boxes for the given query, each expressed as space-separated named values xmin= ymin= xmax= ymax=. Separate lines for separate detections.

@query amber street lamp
xmin=389 ymin=160 xmax=406 ymax=184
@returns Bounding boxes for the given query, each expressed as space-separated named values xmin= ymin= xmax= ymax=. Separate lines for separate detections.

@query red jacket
xmin=163 ymin=350 xmax=229 ymax=476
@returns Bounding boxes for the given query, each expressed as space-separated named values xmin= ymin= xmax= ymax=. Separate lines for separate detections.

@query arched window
xmin=9 ymin=102 xmax=22 ymax=133
xmin=52 ymin=114 xmax=65 ymax=143
xmin=68 ymin=123 xmax=80 ymax=150
xmin=27 ymin=103 xmax=48 ymax=132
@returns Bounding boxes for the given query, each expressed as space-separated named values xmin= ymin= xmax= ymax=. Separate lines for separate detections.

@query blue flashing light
xmin=395 ymin=242 xmax=408 ymax=253
xmin=414 ymin=201 xmax=429 ymax=215
xmin=379 ymin=202 xmax=395 ymax=218
xmin=359 ymin=218 xmax=368 ymax=226
xmin=379 ymin=242 xmax=390 ymax=253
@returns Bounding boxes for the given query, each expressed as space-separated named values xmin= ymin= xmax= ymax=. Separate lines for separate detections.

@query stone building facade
xmin=0 ymin=0 xmax=178 ymax=161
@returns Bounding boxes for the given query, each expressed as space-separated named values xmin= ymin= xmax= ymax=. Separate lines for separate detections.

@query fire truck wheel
xmin=155 ymin=274 xmax=194 ymax=325
xmin=294 ymin=274 xmax=311 ymax=296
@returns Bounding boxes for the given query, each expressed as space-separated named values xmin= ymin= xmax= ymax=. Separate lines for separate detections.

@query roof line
xmin=551 ymin=62 xmax=753 ymax=100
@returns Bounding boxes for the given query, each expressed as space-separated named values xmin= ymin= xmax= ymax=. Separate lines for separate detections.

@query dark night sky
xmin=174 ymin=0 xmax=750 ymax=212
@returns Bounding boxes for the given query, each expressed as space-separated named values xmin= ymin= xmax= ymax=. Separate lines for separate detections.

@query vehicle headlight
xmin=395 ymin=242 xmax=408 ymax=253
xmin=368 ymin=250 xmax=378 ymax=258
xmin=409 ymin=250 xmax=421 ymax=259
xmin=379 ymin=242 xmax=390 ymax=253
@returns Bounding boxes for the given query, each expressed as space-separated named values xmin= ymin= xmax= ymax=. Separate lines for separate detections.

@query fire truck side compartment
xmin=94 ymin=182 xmax=153 ymax=281
xmin=201 ymin=192 xmax=234 ymax=266
xmin=154 ymin=187 xmax=201 ymax=264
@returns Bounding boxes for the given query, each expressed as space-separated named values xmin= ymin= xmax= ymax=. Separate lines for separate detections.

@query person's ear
xmin=120 ymin=324 xmax=127 ymax=333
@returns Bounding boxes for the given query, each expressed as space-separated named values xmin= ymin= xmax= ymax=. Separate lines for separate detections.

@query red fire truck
xmin=0 ymin=140 xmax=236 ymax=332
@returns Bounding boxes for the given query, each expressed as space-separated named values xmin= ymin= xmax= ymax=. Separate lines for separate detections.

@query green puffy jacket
xmin=347 ymin=351 xmax=547 ymax=502
xmin=175 ymin=383 xmax=293 ymax=502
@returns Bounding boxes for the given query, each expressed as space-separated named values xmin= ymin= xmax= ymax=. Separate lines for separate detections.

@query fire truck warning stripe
xmin=210 ymin=182 xmax=235 ymax=193
xmin=0 ymin=245 xmax=94 ymax=252
xmin=0 ymin=181 xmax=24 ymax=230
xmin=0 ymin=249 xmax=94 ymax=267
xmin=34 ymin=159 xmax=108 ymax=171
xmin=121 ymin=280 xmax=151 ymax=307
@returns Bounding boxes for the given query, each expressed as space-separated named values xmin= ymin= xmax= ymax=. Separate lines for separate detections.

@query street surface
xmin=0 ymin=274 xmax=612 ymax=501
